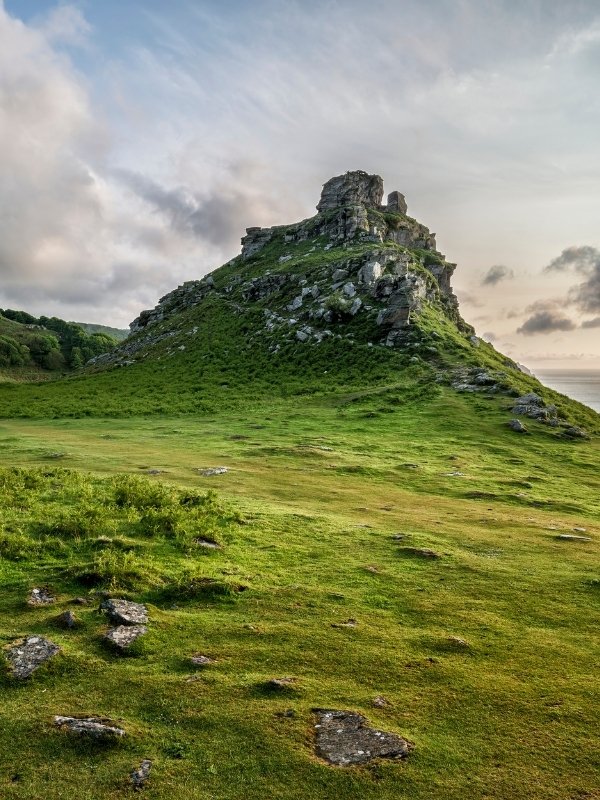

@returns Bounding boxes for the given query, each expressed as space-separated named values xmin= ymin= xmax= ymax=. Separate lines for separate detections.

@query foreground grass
xmin=0 ymin=387 xmax=598 ymax=799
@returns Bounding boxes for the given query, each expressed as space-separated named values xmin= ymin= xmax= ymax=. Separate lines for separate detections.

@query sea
xmin=534 ymin=370 xmax=600 ymax=414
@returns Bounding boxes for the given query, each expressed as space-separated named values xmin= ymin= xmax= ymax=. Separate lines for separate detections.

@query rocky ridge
xmin=89 ymin=170 xmax=468 ymax=367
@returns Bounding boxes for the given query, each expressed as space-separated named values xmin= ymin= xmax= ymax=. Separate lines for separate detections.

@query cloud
xmin=481 ymin=265 xmax=514 ymax=285
xmin=517 ymin=309 xmax=576 ymax=335
xmin=545 ymin=246 xmax=600 ymax=314
xmin=581 ymin=317 xmax=600 ymax=328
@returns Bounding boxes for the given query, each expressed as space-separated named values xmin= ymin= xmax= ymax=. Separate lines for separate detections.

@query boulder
xmin=508 ymin=419 xmax=528 ymax=434
xmin=54 ymin=716 xmax=125 ymax=740
xmin=101 ymin=599 xmax=148 ymax=626
xmin=386 ymin=191 xmax=407 ymax=215
xmin=314 ymin=709 xmax=411 ymax=766
xmin=5 ymin=636 xmax=60 ymax=679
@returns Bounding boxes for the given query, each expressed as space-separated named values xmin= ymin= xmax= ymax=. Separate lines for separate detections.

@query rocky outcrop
xmin=54 ymin=716 xmax=126 ymax=740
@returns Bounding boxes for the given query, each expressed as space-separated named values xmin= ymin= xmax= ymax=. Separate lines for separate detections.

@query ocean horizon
xmin=535 ymin=369 xmax=600 ymax=414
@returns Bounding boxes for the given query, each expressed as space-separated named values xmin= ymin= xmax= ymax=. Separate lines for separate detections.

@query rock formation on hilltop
xmin=91 ymin=170 xmax=471 ymax=367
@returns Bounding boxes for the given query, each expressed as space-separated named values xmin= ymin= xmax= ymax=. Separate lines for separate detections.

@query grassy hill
xmin=0 ymin=172 xmax=597 ymax=799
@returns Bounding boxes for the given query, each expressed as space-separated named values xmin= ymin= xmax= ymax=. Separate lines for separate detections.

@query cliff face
xmin=95 ymin=170 xmax=469 ymax=367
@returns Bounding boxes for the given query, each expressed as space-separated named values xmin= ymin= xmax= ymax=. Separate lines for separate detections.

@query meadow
xmin=0 ymin=383 xmax=598 ymax=799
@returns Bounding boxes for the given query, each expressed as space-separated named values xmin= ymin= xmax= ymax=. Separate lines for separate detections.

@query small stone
xmin=573 ymin=527 xmax=587 ymax=533
xmin=314 ymin=709 xmax=411 ymax=766
xmin=131 ymin=759 xmax=152 ymax=789
xmin=101 ymin=599 xmax=148 ymax=625
xmin=197 ymin=467 xmax=229 ymax=477
xmin=5 ymin=636 xmax=60 ymax=679
xmin=190 ymin=654 xmax=216 ymax=667
xmin=194 ymin=538 xmax=222 ymax=549
xmin=105 ymin=625 xmax=147 ymax=650
xmin=145 ymin=469 xmax=164 ymax=475
xmin=266 ymin=677 xmax=297 ymax=690
xmin=57 ymin=610 xmax=78 ymax=629
xmin=556 ymin=534 xmax=592 ymax=542
xmin=331 ymin=618 xmax=358 ymax=628
xmin=398 ymin=546 xmax=440 ymax=559
xmin=372 ymin=696 xmax=391 ymax=708
xmin=447 ymin=636 xmax=469 ymax=648
xmin=391 ymin=534 xmax=406 ymax=540
xmin=27 ymin=588 xmax=55 ymax=607
xmin=54 ymin=716 xmax=125 ymax=740
xmin=508 ymin=419 xmax=528 ymax=434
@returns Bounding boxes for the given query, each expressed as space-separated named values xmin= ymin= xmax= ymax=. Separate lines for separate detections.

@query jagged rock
xmin=105 ymin=625 xmax=147 ymax=650
xmin=27 ymin=587 xmax=55 ymax=607
xmin=358 ymin=260 xmax=382 ymax=286
xmin=314 ymin=709 xmax=411 ymax=766
xmin=386 ymin=190 xmax=407 ymax=214
xmin=5 ymin=636 xmax=60 ymax=679
xmin=197 ymin=466 xmax=229 ymax=476
xmin=317 ymin=171 xmax=384 ymax=212
xmin=512 ymin=393 xmax=557 ymax=421
xmin=131 ymin=759 xmax=152 ymax=789
xmin=54 ymin=716 xmax=126 ymax=740
xmin=508 ymin=419 xmax=528 ymax=433
xmin=101 ymin=599 xmax=148 ymax=625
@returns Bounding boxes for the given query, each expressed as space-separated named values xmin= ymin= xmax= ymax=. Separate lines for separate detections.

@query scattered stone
xmin=372 ymin=696 xmax=391 ymax=708
xmin=397 ymin=547 xmax=441 ymax=559
xmin=72 ymin=597 xmax=90 ymax=605
xmin=190 ymin=654 xmax=216 ymax=667
xmin=54 ymin=716 xmax=125 ymax=740
xmin=101 ymin=599 xmax=148 ymax=625
xmin=265 ymin=677 xmax=297 ymax=690
xmin=447 ymin=636 xmax=469 ymax=648
xmin=194 ymin=538 xmax=222 ymax=549
xmin=573 ymin=527 xmax=587 ymax=533
xmin=105 ymin=625 xmax=147 ymax=650
xmin=145 ymin=469 xmax=164 ymax=475
xmin=197 ymin=467 xmax=229 ymax=476
xmin=562 ymin=425 xmax=589 ymax=439
xmin=131 ymin=759 xmax=152 ymax=789
xmin=5 ymin=636 xmax=60 ymax=679
xmin=27 ymin=587 xmax=55 ymax=607
xmin=331 ymin=618 xmax=358 ymax=628
xmin=556 ymin=534 xmax=592 ymax=542
xmin=508 ymin=419 xmax=528 ymax=434
xmin=56 ymin=610 xmax=78 ymax=629
xmin=314 ymin=709 xmax=411 ymax=766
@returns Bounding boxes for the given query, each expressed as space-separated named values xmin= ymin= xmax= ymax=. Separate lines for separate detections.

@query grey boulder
xmin=314 ymin=709 xmax=411 ymax=766
xmin=5 ymin=636 xmax=60 ymax=679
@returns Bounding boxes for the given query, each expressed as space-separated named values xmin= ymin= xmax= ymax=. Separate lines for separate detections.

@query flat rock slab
xmin=398 ymin=547 xmax=441 ymax=559
xmin=5 ymin=636 xmax=60 ymax=679
xmin=101 ymin=599 xmax=148 ymax=625
xmin=54 ymin=716 xmax=125 ymax=740
xmin=27 ymin=588 xmax=55 ymax=607
xmin=556 ymin=534 xmax=592 ymax=542
xmin=105 ymin=625 xmax=147 ymax=650
xmin=197 ymin=467 xmax=228 ymax=477
xmin=131 ymin=759 xmax=152 ymax=788
xmin=314 ymin=710 xmax=411 ymax=766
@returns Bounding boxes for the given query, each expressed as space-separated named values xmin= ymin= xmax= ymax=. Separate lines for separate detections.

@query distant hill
xmin=71 ymin=322 xmax=129 ymax=341
xmin=0 ymin=309 xmax=119 ymax=377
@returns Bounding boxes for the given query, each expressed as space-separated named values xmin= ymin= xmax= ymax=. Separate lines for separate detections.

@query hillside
xmin=0 ymin=310 xmax=119 ymax=381
xmin=0 ymin=172 xmax=598 ymax=800
xmin=71 ymin=323 xmax=129 ymax=342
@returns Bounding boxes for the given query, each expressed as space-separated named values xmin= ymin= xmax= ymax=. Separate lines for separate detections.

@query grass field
xmin=0 ymin=385 xmax=598 ymax=799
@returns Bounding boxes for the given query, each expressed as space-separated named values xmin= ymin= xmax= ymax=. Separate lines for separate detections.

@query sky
xmin=1 ymin=0 xmax=599 ymax=368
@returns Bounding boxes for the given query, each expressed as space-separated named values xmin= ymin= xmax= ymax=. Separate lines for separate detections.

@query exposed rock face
xmin=314 ymin=709 xmax=411 ymax=766
xmin=317 ymin=171 xmax=384 ymax=211
xmin=54 ymin=716 xmax=126 ymax=740
xmin=5 ymin=636 xmax=60 ymax=679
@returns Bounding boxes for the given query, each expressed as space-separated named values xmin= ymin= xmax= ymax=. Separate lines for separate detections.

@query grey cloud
xmin=545 ymin=246 xmax=600 ymax=314
xmin=517 ymin=310 xmax=576 ymax=335
xmin=481 ymin=265 xmax=514 ymax=285
xmin=581 ymin=317 xmax=600 ymax=328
